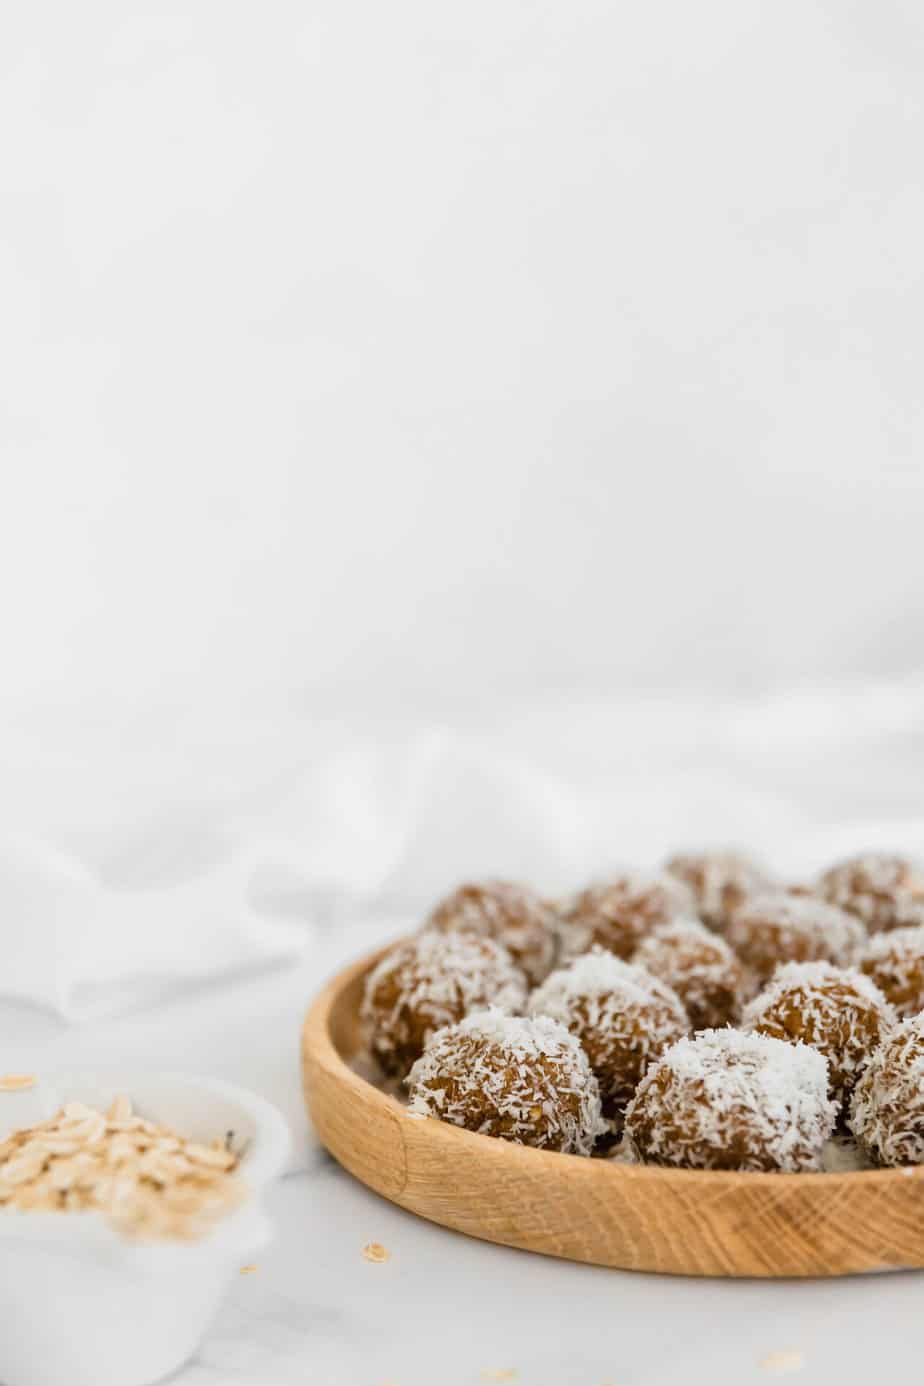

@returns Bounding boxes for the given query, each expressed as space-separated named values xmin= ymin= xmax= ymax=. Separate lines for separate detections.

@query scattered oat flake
xmin=481 ymin=1372 xmax=518 ymax=1383
xmin=0 ymin=1075 xmax=36 ymax=1092
xmin=361 ymin=1241 xmax=391 ymax=1263
xmin=760 ymin=1349 xmax=804 ymax=1375
xmin=239 ymin=1264 xmax=259 ymax=1275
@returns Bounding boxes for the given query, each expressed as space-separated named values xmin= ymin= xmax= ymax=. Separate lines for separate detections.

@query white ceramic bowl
xmin=0 ymin=1071 xmax=290 ymax=1386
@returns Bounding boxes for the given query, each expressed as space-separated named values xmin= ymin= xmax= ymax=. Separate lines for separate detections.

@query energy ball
xmin=849 ymin=1015 xmax=924 ymax=1165
xmin=743 ymin=961 xmax=895 ymax=1103
xmin=528 ymin=948 xmax=689 ymax=1120
xmin=406 ymin=1009 xmax=605 ymax=1155
xmin=726 ymin=893 xmax=865 ymax=987
xmin=624 ymin=1029 xmax=837 ymax=1172
xmin=633 ymin=918 xmax=747 ymax=1031
xmin=819 ymin=853 xmax=924 ymax=934
xmin=859 ymin=924 xmax=924 ymax=1018
xmin=361 ymin=931 xmax=527 ymax=1078
xmin=426 ymin=880 xmax=557 ymax=985
xmin=664 ymin=850 xmax=772 ymax=933
xmin=556 ymin=872 xmax=694 ymax=962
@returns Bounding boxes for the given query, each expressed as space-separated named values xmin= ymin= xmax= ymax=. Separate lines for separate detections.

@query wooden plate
xmin=301 ymin=943 xmax=924 ymax=1278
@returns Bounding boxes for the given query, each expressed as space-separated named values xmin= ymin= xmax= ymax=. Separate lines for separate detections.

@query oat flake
xmin=361 ymin=1241 xmax=391 ymax=1263
xmin=760 ymin=1349 xmax=804 ymax=1375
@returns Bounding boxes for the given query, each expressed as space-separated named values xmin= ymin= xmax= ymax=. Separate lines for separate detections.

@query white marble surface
xmin=180 ymin=1155 xmax=924 ymax=1386
xmin=2 ymin=937 xmax=923 ymax=1386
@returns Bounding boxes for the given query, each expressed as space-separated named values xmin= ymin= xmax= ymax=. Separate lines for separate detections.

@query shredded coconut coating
xmin=362 ymin=931 xmax=527 ymax=1078
xmin=406 ymin=1009 xmax=605 ymax=1155
xmin=556 ymin=871 xmax=695 ymax=962
xmin=633 ymin=918 xmax=747 ymax=1031
xmin=849 ymin=1014 xmax=924 ymax=1165
xmin=743 ymin=961 xmax=895 ymax=1103
xmin=726 ymin=893 xmax=866 ymax=986
xmin=425 ymin=880 xmax=558 ymax=985
xmin=858 ymin=924 xmax=924 ymax=1018
xmin=664 ymin=850 xmax=772 ymax=933
xmin=784 ymin=882 xmax=820 ymax=897
xmin=528 ymin=949 xmax=689 ymax=1120
xmin=819 ymin=853 xmax=924 ymax=934
xmin=624 ymin=1029 xmax=837 ymax=1172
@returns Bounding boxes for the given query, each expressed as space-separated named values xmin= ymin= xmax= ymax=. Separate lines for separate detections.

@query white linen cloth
xmin=0 ymin=829 xmax=308 ymax=1022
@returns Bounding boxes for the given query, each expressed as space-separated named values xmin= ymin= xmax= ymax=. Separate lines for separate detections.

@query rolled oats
xmin=0 ymin=1096 xmax=244 ymax=1241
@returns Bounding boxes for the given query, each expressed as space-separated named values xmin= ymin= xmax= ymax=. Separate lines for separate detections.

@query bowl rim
xmin=307 ymin=938 xmax=924 ymax=1190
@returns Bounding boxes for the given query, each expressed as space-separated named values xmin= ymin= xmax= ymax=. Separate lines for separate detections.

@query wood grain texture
xmin=301 ymin=943 xmax=924 ymax=1278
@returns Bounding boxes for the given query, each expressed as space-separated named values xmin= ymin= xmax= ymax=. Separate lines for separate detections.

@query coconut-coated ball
xmin=726 ymin=893 xmax=865 ymax=987
xmin=624 ymin=1029 xmax=837 ymax=1172
xmin=556 ymin=872 xmax=694 ymax=961
xmin=361 ymin=930 xmax=527 ymax=1078
xmin=743 ymin=960 xmax=894 ymax=1103
xmin=529 ymin=948 xmax=688 ymax=1121
xmin=633 ymin=917 xmax=747 ymax=1031
xmin=663 ymin=850 xmax=773 ymax=933
xmin=859 ymin=924 xmax=924 ymax=1018
xmin=819 ymin=853 xmax=924 ymax=934
xmin=406 ymin=1009 xmax=605 ymax=1155
xmin=425 ymin=879 xmax=557 ymax=985
xmin=849 ymin=1015 xmax=924 ymax=1166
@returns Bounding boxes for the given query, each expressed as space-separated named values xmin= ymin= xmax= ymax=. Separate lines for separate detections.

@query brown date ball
xmin=361 ymin=930 xmax=527 ymax=1078
xmin=425 ymin=880 xmax=557 ymax=985
xmin=859 ymin=924 xmax=924 ymax=1018
xmin=406 ymin=1009 xmax=605 ymax=1155
xmin=819 ymin=853 xmax=924 ymax=934
xmin=633 ymin=918 xmax=747 ymax=1031
xmin=528 ymin=948 xmax=688 ymax=1121
xmin=849 ymin=1015 xmax=924 ymax=1166
xmin=556 ymin=872 xmax=694 ymax=962
xmin=624 ymin=1029 xmax=837 ymax=1172
xmin=743 ymin=961 xmax=895 ymax=1103
xmin=664 ymin=850 xmax=772 ymax=933
xmin=726 ymin=893 xmax=865 ymax=988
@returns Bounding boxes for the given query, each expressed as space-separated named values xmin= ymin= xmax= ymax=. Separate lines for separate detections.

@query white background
xmin=3 ymin=11 xmax=924 ymax=1382
xmin=3 ymin=0 xmax=924 ymax=723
